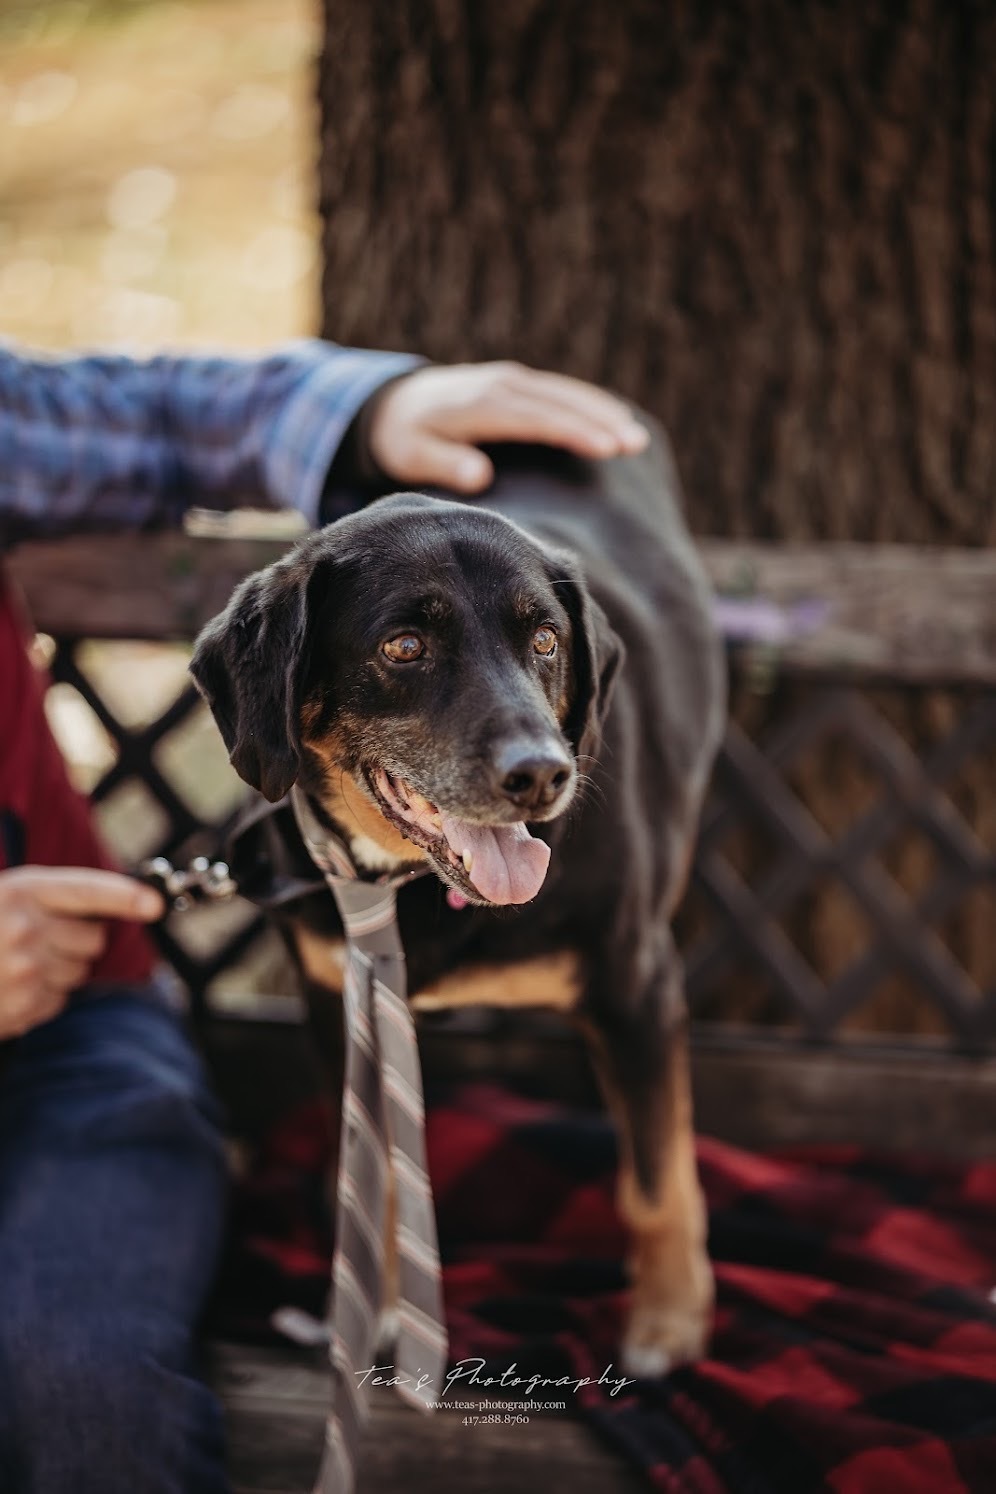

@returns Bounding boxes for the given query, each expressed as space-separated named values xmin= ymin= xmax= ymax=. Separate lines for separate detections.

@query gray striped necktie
xmin=291 ymin=788 xmax=447 ymax=1494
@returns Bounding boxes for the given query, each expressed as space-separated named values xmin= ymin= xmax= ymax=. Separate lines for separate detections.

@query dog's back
xmin=434 ymin=419 xmax=725 ymax=948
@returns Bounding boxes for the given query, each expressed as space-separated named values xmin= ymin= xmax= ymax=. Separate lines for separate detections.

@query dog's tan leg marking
xmin=411 ymin=952 xmax=581 ymax=1013
xmin=665 ymin=833 xmax=697 ymax=919
xmin=577 ymin=1017 xmax=713 ymax=1377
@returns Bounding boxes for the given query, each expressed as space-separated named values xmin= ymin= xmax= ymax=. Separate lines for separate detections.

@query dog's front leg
xmin=577 ymin=945 xmax=713 ymax=1378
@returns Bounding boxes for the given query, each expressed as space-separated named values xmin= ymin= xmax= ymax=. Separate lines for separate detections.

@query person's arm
xmin=0 ymin=343 xmax=650 ymax=546
xmin=0 ymin=339 xmax=422 ymax=545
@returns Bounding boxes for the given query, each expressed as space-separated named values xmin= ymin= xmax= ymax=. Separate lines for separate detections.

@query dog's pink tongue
xmin=439 ymin=815 xmax=551 ymax=905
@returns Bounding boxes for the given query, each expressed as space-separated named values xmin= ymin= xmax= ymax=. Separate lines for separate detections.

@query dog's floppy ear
xmin=189 ymin=552 xmax=316 ymax=803
xmin=547 ymin=549 xmax=625 ymax=763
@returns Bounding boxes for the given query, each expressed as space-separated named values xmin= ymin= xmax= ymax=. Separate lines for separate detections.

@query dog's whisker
xmin=572 ymin=779 xmax=608 ymax=812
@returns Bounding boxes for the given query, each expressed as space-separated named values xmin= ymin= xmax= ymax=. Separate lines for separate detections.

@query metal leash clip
xmin=138 ymin=855 xmax=239 ymax=914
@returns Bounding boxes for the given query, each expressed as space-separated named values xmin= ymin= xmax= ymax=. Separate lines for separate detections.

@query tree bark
xmin=318 ymin=0 xmax=996 ymax=546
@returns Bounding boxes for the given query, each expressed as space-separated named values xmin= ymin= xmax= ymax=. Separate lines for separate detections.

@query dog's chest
xmin=294 ymin=920 xmax=582 ymax=1017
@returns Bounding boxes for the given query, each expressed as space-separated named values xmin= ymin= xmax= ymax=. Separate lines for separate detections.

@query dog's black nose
xmin=493 ymin=738 xmax=574 ymax=811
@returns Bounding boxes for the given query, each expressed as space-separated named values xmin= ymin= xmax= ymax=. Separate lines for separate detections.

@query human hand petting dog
xmin=0 ymin=866 xmax=164 ymax=1038
xmin=367 ymin=360 xmax=649 ymax=493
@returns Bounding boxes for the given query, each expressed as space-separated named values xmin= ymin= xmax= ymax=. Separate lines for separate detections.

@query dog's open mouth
xmin=367 ymin=768 xmax=551 ymax=906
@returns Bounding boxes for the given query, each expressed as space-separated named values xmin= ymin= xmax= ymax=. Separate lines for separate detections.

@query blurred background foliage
xmin=1 ymin=0 xmax=319 ymax=351
xmin=2 ymin=1 xmax=318 ymax=1009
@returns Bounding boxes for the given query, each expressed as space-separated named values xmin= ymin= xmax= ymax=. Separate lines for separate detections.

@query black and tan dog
xmin=190 ymin=420 xmax=725 ymax=1376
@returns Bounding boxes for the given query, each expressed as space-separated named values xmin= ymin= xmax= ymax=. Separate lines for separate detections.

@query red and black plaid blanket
xmin=215 ymin=1082 xmax=996 ymax=1493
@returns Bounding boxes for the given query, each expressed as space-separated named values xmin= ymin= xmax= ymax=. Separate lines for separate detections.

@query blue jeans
xmin=0 ymin=992 xmax=230 ymax=1493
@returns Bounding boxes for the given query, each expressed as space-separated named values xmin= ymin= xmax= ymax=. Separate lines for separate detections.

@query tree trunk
xmin=318 ymin=0 xmax=996 ymax=546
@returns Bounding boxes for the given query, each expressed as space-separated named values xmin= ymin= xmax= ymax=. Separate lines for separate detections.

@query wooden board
xmin=203 ymin=1014 xmax=996 ymax=1160
xmin=705 ymin=542 xmax=996 ymax=687
xmin=9 ymin=528 xmax=996 ymax=685
xmin=211 ymin=1341 xmax=645 ymax=1494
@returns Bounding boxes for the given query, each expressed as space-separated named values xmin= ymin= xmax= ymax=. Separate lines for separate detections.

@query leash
xmin=139 ymin=853 xmax=239 ymax=912
xmin=139 ymin=797 xmax=446 ymax=1494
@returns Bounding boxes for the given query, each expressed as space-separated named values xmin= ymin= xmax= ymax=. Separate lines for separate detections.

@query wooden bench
xmin=11 ymin=524 xmax=995 ymax=1145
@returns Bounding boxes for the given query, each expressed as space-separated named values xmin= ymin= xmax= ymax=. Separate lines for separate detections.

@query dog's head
xmin=190 ymin=494 xmax=623 ymax=907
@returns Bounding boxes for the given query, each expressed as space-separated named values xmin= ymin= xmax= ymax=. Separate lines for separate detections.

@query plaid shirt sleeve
xmin=0 ymin=339 xmax=423 ymax=545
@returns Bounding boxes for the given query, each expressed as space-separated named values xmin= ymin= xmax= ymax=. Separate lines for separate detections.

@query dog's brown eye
xmin=383 ymin=633 xmax=425 ymax=663
xmin=533 ymin=626 xmax=558 ymax=657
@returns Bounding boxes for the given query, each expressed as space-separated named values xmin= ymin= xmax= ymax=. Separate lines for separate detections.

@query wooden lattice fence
xmin=9 ymin=527 xmax=995 ymax=1154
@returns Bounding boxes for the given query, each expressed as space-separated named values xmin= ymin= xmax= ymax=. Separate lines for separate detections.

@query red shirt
xmin=0 ymin=573 xmax=154 ymax=986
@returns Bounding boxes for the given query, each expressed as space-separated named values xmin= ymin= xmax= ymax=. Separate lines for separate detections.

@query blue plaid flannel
xmin=0 ymin=339 xmax=422 ymax=547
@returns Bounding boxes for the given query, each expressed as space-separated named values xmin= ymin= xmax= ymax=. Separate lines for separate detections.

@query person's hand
xmin=0 ymin=866 xmax=164 ymax=1039
xmin=368 ymin=361 xmax=650 ymax=493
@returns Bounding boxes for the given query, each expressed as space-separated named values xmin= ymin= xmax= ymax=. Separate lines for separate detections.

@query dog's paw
xmin=621 ymin=1299 xmax=711 ymax=1380
xmin=621 ymin=1241 xmax=714 ymax=1381
xmin=270 ymin=1306 xmax=332 ymax=1348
